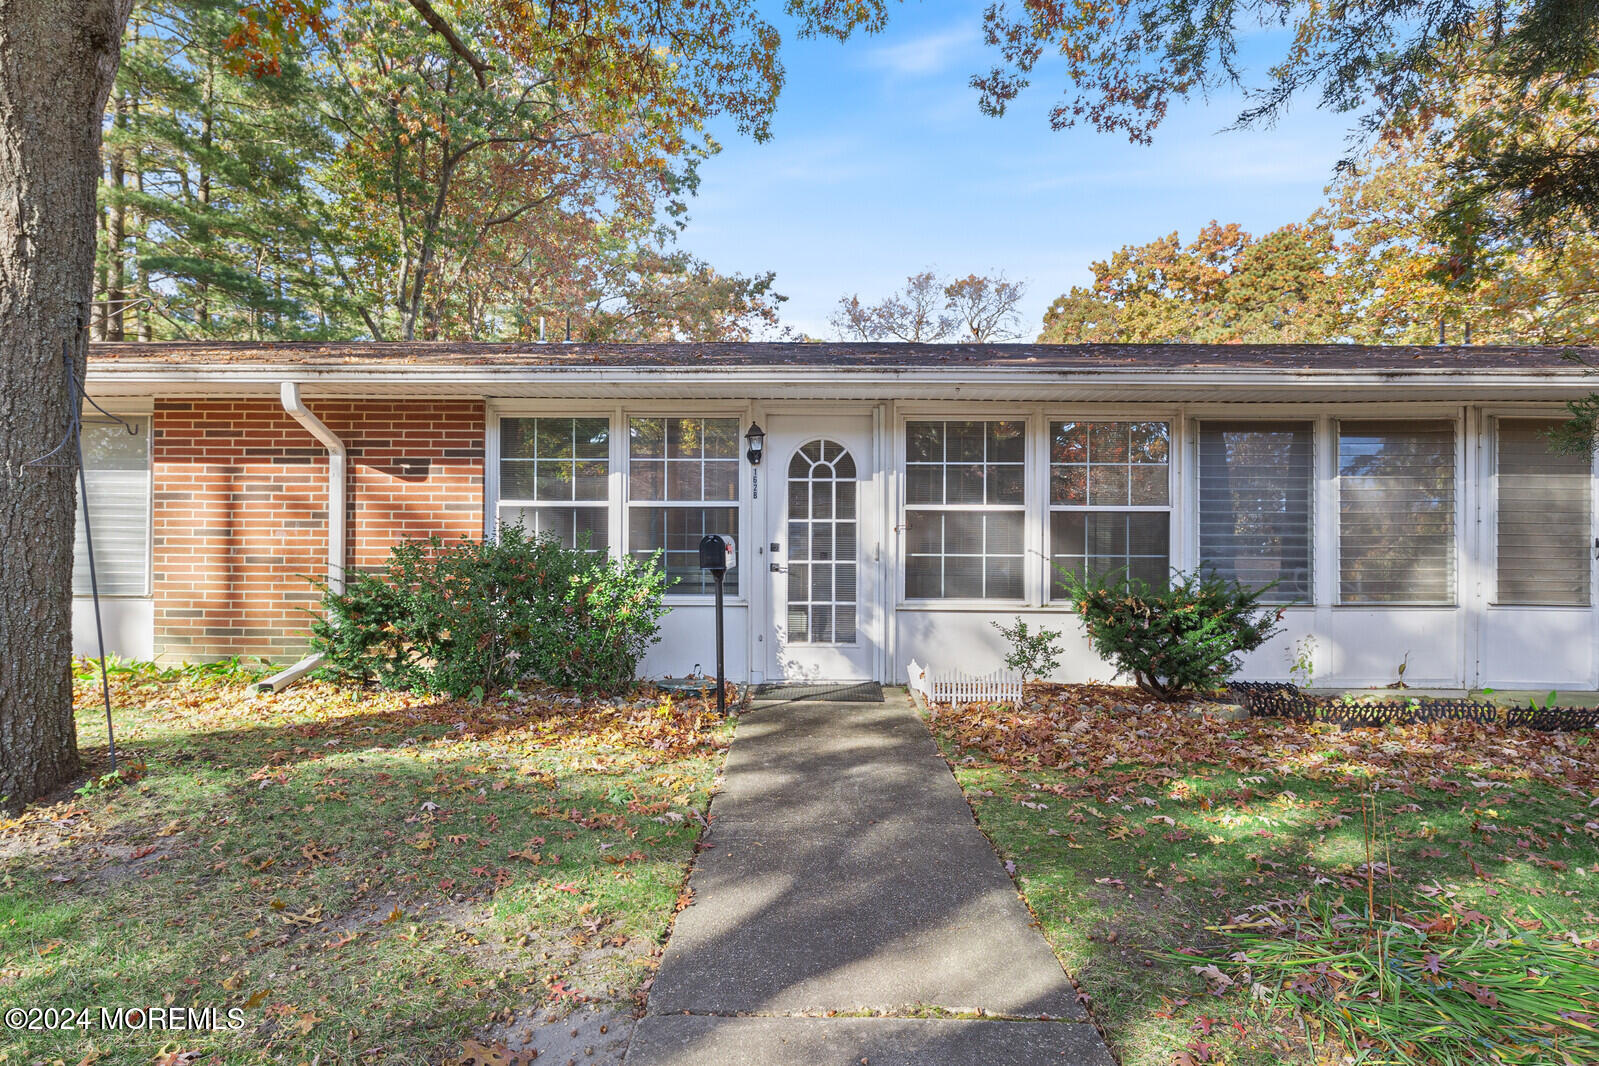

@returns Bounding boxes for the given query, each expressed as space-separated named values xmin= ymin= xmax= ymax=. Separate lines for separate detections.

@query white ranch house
xmin=76 ymin=341 xmax=1598 ymax=690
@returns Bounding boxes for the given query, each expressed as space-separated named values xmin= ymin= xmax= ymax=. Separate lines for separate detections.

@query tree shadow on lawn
xmin=0 ymin=682 xmax=727 ymax=1066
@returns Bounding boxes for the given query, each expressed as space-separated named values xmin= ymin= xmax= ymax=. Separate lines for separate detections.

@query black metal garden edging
xmin=1225 ymin=681 xmax=1599 ymax=732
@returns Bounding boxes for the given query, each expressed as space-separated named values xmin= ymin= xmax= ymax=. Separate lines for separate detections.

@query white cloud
xmin=864 ymin=27 xmax=976 ymax=77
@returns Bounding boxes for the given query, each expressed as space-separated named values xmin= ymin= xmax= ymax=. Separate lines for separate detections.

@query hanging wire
xmin=22 ymin=339 xmax=127 ymax=772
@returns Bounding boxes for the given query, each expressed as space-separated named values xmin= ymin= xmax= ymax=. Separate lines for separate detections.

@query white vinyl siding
xmin=904 ymin=420 xmax=1026 ymax=599
xmin=497 ymin=417 xmax=610 ymax=551
xmin=73 ymin=416 xmax=151 ymax=597
xmin=1496 ymin=419 xmax=1591 ymax=606
xmin=1197 ymin=421 xmax=1314 ymax=604
xmin=628 ymin=417 xmax=740 ymax=595
xmin=1337 ymin=421 xmax=1456 ymax=604
xmin=1048 ymin=420 xmax=1171 ymax=596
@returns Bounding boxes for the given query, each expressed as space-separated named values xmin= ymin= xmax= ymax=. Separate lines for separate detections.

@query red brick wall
xmin=152 ymin=398 xmax=484 ymax=661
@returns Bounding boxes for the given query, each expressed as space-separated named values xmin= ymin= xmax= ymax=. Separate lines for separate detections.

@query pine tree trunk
xmin=106 ymin=88 xmax=126 ymax=341
xmin=92 ymin=193 xmax=108 ymax=341
xmin=0 ymin=0 xmax=134 ymax=811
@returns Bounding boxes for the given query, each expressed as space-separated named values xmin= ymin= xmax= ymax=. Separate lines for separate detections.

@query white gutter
xmin=279 ymin=381 xmax=346 ymax=594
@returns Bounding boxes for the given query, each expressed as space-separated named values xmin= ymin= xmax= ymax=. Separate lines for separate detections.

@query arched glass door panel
xmin=785 ymin=440 xmax=858 ymax=644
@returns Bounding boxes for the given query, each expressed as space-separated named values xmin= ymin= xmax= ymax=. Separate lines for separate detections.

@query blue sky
xmin=679 ymin=1 xmax=1358 ymax=340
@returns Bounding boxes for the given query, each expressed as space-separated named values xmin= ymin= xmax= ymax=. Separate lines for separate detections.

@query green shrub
xmin=991 ymin=619 xmax=1064 ymax=681
xmin=310 ymin=526 xmax=668 ymax=697
xmin=1056 ymin=566 xmax=1284 ymax=699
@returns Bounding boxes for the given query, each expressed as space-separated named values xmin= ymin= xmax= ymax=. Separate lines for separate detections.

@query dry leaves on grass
xmin=934 ymin=684 xmax=1598 ymax=796
xmin=71 ymin=671 xmax=735 ymax=756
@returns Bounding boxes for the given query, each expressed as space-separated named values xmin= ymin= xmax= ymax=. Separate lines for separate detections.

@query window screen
xmin=498 ymin=417 xmax=610 ymax=551
xmin=1338 ymin=421 xmax=1456 ymax=604
xmin=904 ymin=420 xmax=1025 ymax=599
xmin=628 ymin=417 xmax=740 ymax=595
xmin=1049 ymin=421 xmax=1170 ymax=596
xmin=1198 ymin=421 xmax=1313 ymax=603
xmin=74 ymin=416 xmax=151 ymax=596
xmin=1497 ymin=419 xmax=1591 ymax=606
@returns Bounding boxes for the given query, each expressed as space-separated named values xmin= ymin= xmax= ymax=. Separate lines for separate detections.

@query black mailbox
xmin=698 ymin=534 xmax=735 ymax=713
xmin=698 ymin=534 xmax=736 ymax=572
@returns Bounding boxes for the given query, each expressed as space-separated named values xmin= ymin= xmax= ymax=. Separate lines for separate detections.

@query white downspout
xmin=262 ymin=382 xmax=346 ymax=694
xmin=279 ymin=381 xmax=347 ymax=594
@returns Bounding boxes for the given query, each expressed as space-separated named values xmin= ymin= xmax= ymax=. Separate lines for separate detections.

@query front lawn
xmin=0 ymin=663 xmax=733 ymax=1066
xmin=924 ymin=685 xmax=1599 ymax=1066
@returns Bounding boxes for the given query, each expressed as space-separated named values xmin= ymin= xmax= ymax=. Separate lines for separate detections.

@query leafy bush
xmin=311 ymin=526 xmax=668 ymax=697
xmin=1056 ymin=567 xmax=1283 ymax=699
xmin=991 ymin=618 xmax=1064 ymax=680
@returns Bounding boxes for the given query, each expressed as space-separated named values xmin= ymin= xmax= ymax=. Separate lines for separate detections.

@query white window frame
xmin=898 ymin=411 xmax=1031 ymax=605
xmin=487 ymin=402 xmax=752 ymax=606
xmin=1486 ymin=411 xmax=1597 ymax=608
xmin=625 ymin=411 xmax=746 ymax=599
xmin=1333 ymin=416 xmax=1461 ymax=607
xmin=493 ymin=413 xmax=615 ymax=554
xmin=1193 ymin=416 xmax=1319 ymax=607
xmin=73 ymin=407 xmax=154 ymax=600
xmin=1045 ymin=418 xmax=1175 ymax=601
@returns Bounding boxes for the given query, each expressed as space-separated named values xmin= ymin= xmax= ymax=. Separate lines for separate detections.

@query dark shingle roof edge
xmin=84 ymin=340 xmax=1598 ymax=373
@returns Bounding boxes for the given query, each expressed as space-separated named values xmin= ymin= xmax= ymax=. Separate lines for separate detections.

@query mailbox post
xmin=698 ymin=534 xmax=735 ymax=713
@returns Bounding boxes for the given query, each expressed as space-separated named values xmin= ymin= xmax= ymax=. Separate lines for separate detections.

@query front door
xmin=766 ymin=414 xmax=878 ymax=681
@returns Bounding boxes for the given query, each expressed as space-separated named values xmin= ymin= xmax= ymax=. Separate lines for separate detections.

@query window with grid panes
xmin=904 ymin=420 xmax=1026 ymax=599
xmin=1049 ymin=421 xmax=1170 ymax=596
xmin=497 ymin=417 xmax=610 ymax=551
xmin=628 ymin=417 xmax=740 ymax=594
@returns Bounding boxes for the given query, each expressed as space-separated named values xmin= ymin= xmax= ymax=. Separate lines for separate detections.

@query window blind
xmin=1197 ymin=421 xmax=1313 ymax=603
xmin=73 ymin=417 xmax=151 ymax=596
xmin=1338 ymin=421 xmax=1456 ymax=604
xmin=1497 ymin=419 xmax=1591 ymax=606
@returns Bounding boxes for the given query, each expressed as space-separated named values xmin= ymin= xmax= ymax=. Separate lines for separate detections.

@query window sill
xmin=895 ymin=599 xmax=1034 ymax=612
xmin=664 ymin=595 xmax=749 ymax=607
xmin=1487 ymin=602 xmax=1593 ymax=610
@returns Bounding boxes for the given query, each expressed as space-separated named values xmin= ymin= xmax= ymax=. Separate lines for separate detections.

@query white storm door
xmin=766 ymin=414 xmax=877 ymax=681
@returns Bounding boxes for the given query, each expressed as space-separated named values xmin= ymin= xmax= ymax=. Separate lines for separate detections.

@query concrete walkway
xmin=624 ymin=692 xmax=1115 ymax=1066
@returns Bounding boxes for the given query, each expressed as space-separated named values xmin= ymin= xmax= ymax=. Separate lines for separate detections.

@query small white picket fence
xmin=907 ymin=659 xmax=1022 ymax=706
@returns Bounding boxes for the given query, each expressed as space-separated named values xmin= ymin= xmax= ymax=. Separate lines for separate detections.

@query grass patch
xmin=1182 ymin=899 xmax=1599 ymax=1064
xmin=0 ymin=666 xmax=734 ymax=1065
xmin=923 ymin=686 xmax=1599 ymax=1066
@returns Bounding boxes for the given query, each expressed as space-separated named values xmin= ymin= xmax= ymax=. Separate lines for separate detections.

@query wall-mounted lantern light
xmin=744 ymin=422 xmax=765 ymax=465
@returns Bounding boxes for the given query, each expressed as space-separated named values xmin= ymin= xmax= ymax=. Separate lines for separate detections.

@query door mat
xmin=753 ymin=681 xmax=885 ymax=703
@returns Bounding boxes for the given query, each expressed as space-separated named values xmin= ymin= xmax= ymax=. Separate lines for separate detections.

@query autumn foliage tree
xmin=1038 ymin=61 xmax=1599 ymax=351
xmin=3 ymin=0 xmax=887 ymax=810
xmin=1039 ymin=223 xmax=1345 ymax=344
xmin=95 ymin=0 xmax=810 ymax=341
